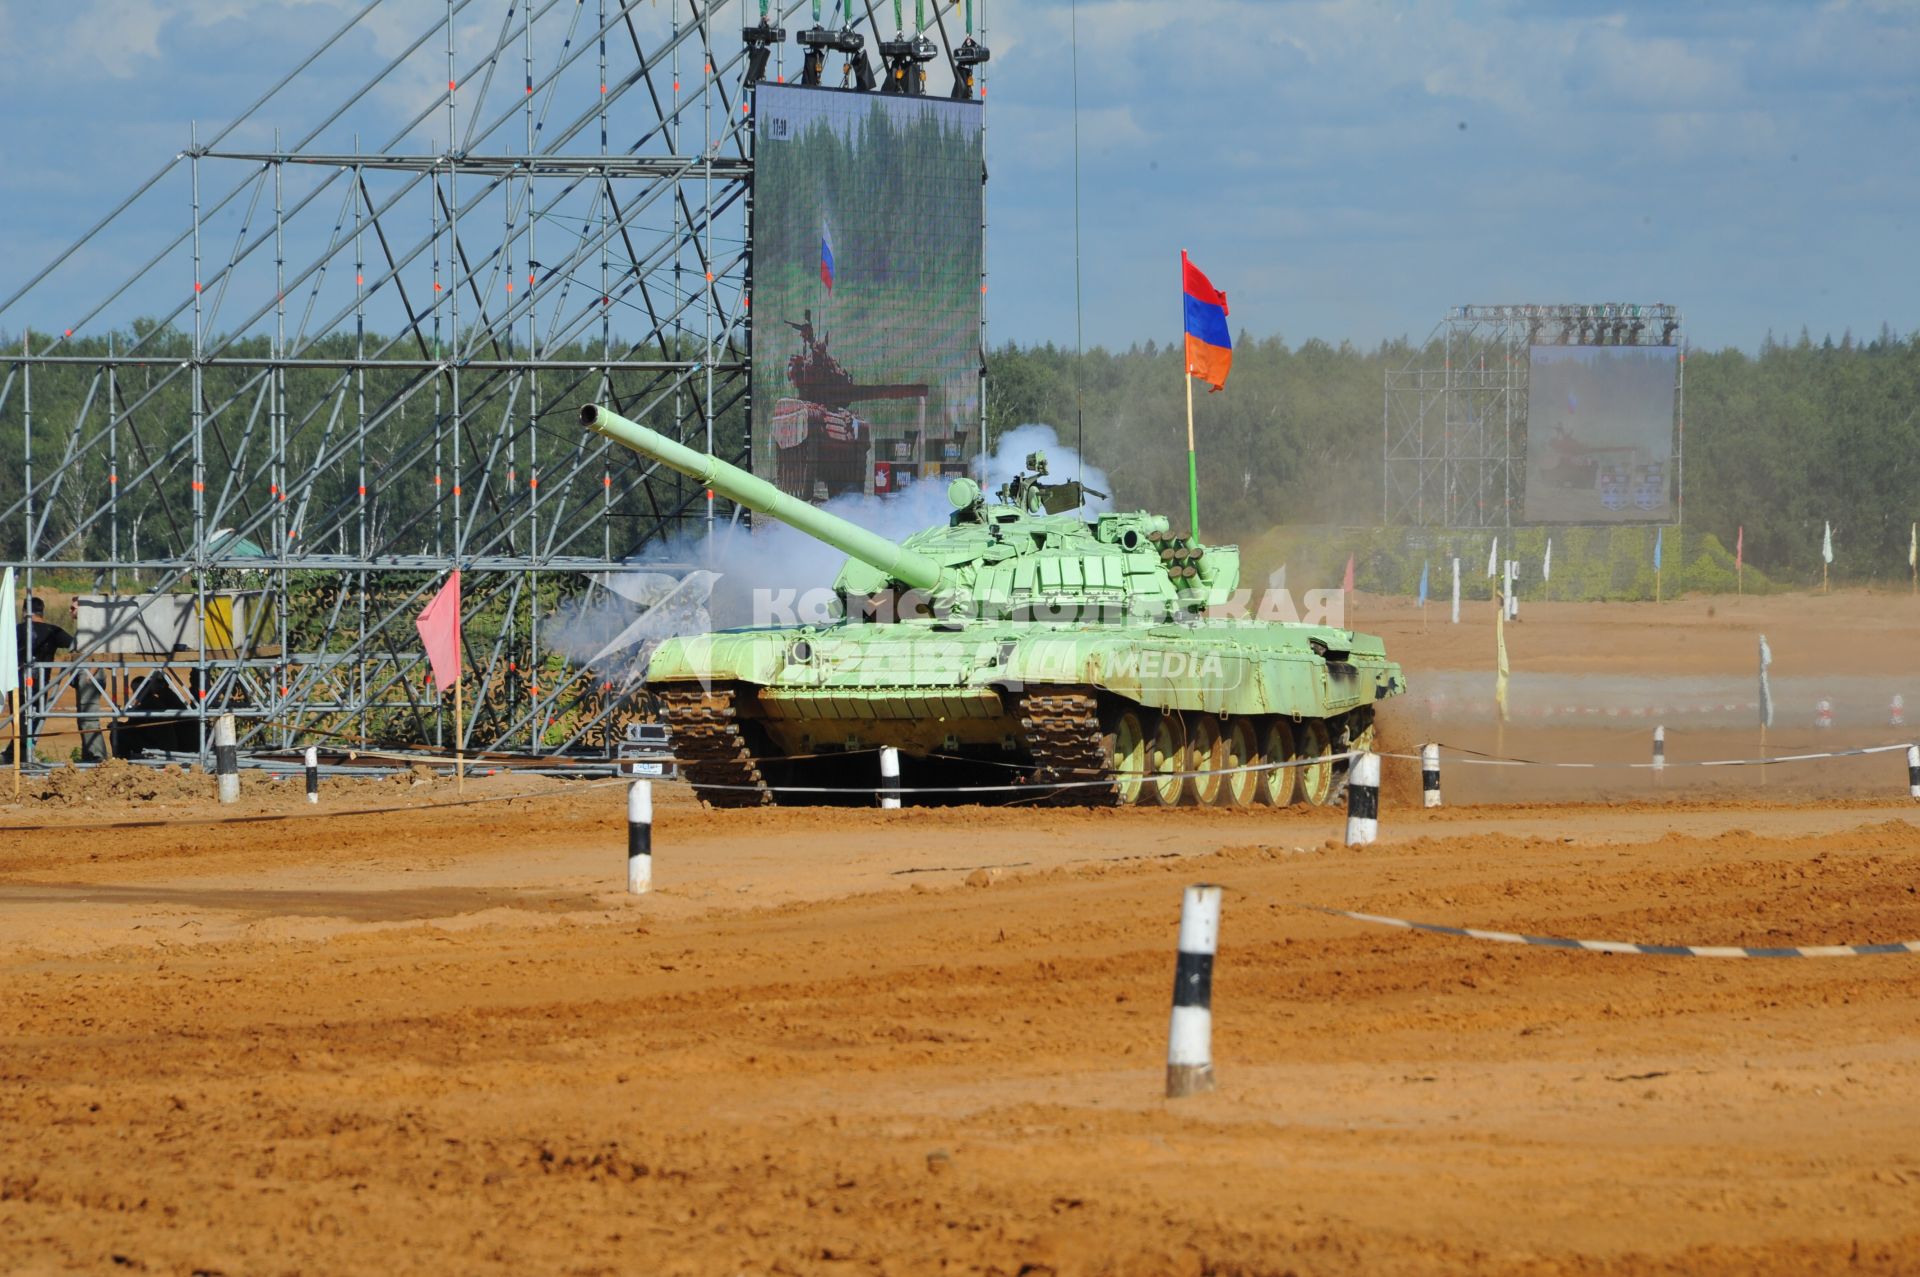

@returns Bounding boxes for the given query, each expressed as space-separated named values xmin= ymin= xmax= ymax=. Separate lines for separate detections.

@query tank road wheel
xmin=1184 ymin=716 xmax=1229 ymax=806
xmin=1294 ymin=718 xmax=1335 ymax=807
xmin=1145 ymin=710 xmax=1188 ymax=808
xmin=1222 ymin=718 xmax=1261 ymax=808
xmin=1106 ymin=707 xmax=1151 ymax=807
xmin=1256 ymin=718 xmax=1296 ymax=807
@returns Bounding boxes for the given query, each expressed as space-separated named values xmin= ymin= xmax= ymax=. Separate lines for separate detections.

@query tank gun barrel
xmin=582 ymin=404 xmax=945 ymax=593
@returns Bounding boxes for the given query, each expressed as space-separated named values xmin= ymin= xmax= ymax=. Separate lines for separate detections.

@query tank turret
xmin=585 ymin=402 xmax=1238 ymax=619
xmin=583 ymin=403 xmax=944 ymax=592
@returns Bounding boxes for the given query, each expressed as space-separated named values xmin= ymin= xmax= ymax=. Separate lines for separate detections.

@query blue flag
xmin=1418 ymin=560 xmax=1429 ymax=607
xmin=1653 ymin=526 xmax=1663 ymax=571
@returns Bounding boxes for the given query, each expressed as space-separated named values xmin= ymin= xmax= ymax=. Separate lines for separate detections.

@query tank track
xmin=1018 ymin=689 xmax=1120 ymax=808
xmin=657 ymin=687 xmax=773 ymax=808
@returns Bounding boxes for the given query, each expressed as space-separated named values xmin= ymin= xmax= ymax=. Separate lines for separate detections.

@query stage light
xmin=796 ymin=25 xmax=835 ymax=86
xmin=951 ymin=35 xmax=989 ymax=100
xmin=794 ymin=25 xmax=833 ymax=86
xmin=742 ymin=17 xmax=786 ymax=84
xmin=832 ymin=27 xmax=877 ymax=91
xmin=879 ymin=32 xmax=937 ymax=95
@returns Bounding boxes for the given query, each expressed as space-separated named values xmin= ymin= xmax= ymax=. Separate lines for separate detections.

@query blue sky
xmin=1 ymin=0 xmax=1915 ymax=353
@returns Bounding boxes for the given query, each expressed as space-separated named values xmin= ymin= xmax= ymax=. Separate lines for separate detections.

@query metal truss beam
xmin=0 ymin=0 xmax=1005 ymax=762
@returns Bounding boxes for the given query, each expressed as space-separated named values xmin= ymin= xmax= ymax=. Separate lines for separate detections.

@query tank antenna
xmin=1070 ymin=0 xmax=1086 ymax=503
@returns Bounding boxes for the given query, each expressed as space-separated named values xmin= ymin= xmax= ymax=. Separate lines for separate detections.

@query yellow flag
xmin=1495 ymin=586 xmax=1510 ymax=723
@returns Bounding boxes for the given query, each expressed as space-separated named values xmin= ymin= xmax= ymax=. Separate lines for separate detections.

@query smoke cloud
xmin=541 ymin=424 xmax=1114 ymax=679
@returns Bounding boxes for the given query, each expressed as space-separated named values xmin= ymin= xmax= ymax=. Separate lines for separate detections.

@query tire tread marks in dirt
xmin=658 ymin=688 xmax=773 ymax=807
xmin=1019 ymin=688 xmax=1119 ymax=808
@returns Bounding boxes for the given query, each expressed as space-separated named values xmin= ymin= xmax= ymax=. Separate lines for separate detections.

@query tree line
xmin=983 ymin=325 xmax=1920 ymax=595
xmin=2 ymin=320 xmax=1914 ymax=598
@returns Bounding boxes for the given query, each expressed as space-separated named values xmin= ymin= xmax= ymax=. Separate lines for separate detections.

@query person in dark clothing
xmin=12 ymin=596 xmax=74 ymax=764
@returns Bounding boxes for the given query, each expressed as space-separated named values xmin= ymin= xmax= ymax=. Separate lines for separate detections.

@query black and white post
xmin=627 ymin=779 xmax=653 ymax=895
xmin=215 ymin=713 xmax=239 ymax=805
xmin=1907 ymin=744 xmax=1919 ymax=801
xmin=1652 ymin=725 xmax=1666 ymax=775
xmin=304 ymin=746 xmax=319 ymax=804
xmin=1345 ymin=751 xmax=1381 ymax=847
xmin=879 ymin=746 xmax=901 ymax=810
xmin=1166 ymin=884 xmax=1221 ymax=1099
xmin=1421 ymin=743 xmax=1441 ymax=809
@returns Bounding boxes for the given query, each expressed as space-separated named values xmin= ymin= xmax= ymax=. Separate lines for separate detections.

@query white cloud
xmin=7 ymin=0 xmax=387 ymax=78
xmin=67 ymin=0 xmax=165 ymax=76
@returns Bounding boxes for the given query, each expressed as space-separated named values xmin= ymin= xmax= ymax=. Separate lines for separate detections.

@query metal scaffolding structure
xmin=0 ymin=0 xmax=990 ymax=764
xmin=1383 ymin=303 xmax=1683 ymax=529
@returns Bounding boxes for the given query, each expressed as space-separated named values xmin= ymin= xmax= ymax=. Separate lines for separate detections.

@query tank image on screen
xmin=751 ymin=84 xmax=983 ymax=502
xmin=1523 ymin=345 xmax=1678 ymax=523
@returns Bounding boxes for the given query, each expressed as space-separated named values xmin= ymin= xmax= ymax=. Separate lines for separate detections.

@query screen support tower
xmin=1383 ymin=303 xmax=1682 ymax=529
xmin=0 ymin=0 xmax=990 ymax=766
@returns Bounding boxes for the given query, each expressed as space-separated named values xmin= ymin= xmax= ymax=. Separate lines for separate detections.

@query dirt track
xmin=4 ymin=592 xmax=1920 ymax=1274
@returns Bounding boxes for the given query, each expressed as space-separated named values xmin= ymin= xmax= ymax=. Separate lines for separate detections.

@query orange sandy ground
xmin=4 ymin=591 xmax=1920 ymax=1275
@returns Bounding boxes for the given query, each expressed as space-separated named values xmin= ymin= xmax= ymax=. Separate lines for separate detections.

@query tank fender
xmin=643 ymin=629 xmax=791 ymax=686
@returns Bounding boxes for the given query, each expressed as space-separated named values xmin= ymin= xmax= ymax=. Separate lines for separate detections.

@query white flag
xmin=1486 ymin=537 xmax=1498 ymax=578
xmin=1450 ymin=557 xmax=1461 ymax=624
xmin=1822 ymin=521 xmax=1833 ymax=565
xmin=1543 ymin=538 xmax=1552 ymax=583
xmin=1909 ymin=522 xmax=1915 ymax=570
xmin=0 ymin=568 xmax=14 ymax=695
xmin=1757 ymin=633 xmax=1774 ymax=729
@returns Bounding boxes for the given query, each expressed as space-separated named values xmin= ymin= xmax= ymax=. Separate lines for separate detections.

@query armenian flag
xmin=820 ymin=224 xmax=835 ymax=295
xmin=1181 ymin=251 xmax=1231 ymax=392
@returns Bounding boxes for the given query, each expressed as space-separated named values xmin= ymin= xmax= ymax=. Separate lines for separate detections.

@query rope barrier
xmin=0 ymin=778 xmax=630 ymax=834
xmin=1386 ymin=741 xmax=1914 ymax=771
xmin=673 ymin=751 xmax=1363 ymax=796
xmin=1290 ymin=901 xmax=1920 ymax=959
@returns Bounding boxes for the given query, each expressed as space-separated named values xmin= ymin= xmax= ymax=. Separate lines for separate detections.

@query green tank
xmin=583 ymin=404 xmax=1404 ymax=807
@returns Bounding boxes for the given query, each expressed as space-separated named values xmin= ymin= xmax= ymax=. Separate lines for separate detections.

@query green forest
xmin=984 ymin=326 xmax=1920 ymax=598
xmin=1 ymin=320 xmax=1915 ymax=603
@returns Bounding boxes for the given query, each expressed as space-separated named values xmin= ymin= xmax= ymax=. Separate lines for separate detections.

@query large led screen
xmin=1523 ymin=345 xmax=1678 ymax=523
xmin=751 ymin=84 xmax=984 ymax=501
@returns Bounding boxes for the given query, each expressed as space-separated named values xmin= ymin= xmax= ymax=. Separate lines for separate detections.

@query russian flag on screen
xmin=820 ymin=225 xmax=835 ymax=295
xmin=1182 ymin=251 xmax=1231 ymax=392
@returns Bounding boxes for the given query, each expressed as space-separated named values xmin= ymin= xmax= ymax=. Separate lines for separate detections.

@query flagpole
xmin=1494 ymin=579 xmax=1509 ymax=760
xmin=1184 ymin=346 xmax=1199 ymax=541
xmin=8 ymin=690 xmax=17 ymax=798
xmin=454 ymin=675 xmax=465 ymax=793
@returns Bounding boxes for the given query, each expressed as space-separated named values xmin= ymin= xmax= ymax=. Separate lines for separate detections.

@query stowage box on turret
xmin=583 ymin=404 xmax=1404 ymax=807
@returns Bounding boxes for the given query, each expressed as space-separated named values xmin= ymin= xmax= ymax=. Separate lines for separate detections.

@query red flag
xmin=1735 ymin=525 xmax=1743 ymax=571
xmin=415 ymin=570 xmax=462 ymax=693
xmin=1342 ymin=554 xmax=1355 ymax=593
